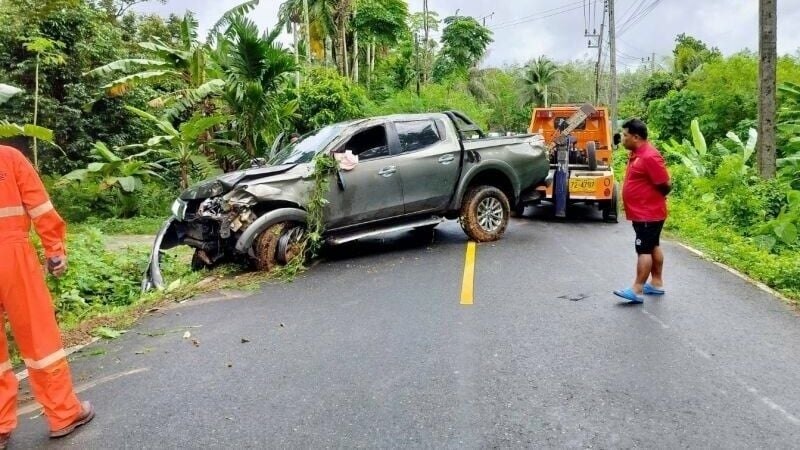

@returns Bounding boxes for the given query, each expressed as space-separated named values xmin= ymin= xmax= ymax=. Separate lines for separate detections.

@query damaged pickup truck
xmin=143 ymin=111 xmax=549 ymax=290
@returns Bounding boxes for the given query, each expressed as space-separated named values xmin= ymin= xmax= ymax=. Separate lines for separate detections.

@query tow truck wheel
xmin=460 ymin=185 xmax=510 ymax=242
xmin=511 ymin=203 xmax=527 ymax=218
xmin=603 ymin=182 xmax=620 ymax=223
xmin=587 ymin=141 xmax=598 ymax=171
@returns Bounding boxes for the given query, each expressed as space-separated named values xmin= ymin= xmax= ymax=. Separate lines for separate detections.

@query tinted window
xmin=396 ymin=120 xmax=441 ymax=153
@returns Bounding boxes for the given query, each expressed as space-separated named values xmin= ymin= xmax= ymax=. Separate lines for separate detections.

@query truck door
xmin=391 ymin=118 xmax=461 ymax=214
xmin=325 ymin=123 xmax=406 ymax=229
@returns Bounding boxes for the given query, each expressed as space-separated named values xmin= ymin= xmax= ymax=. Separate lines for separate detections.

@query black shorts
xmin=632 ymin=221 xmax=665 ymax=255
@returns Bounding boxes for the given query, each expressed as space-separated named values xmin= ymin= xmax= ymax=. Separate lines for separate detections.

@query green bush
xmin=294 ymin=66 xmax=372 ymax=132
xmin=369 ymin=80 xmax=489 ymax=129
xmin=647 ymin=89 xmax=703 ymax=142
xmin=666 ymin=200 xmax=800 ymax=299
xmin=46 ymin=228 xmax=191 ymax=325
xmin=46 ymin=177 xmax=175 ymax=222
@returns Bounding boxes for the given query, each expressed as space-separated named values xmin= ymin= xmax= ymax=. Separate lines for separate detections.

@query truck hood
xmin=179 ymin=163 xmax=298 ymax=200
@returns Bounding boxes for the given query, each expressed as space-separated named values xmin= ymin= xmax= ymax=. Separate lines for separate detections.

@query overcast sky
xmin=134 ymin=0 xmax=800 ymax=70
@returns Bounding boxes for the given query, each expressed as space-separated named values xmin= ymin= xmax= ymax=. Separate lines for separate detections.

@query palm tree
xmin=521 ymin=56 xmax=563 ymax=107
xmin=214 ymin=16 xmax=298 ymax=159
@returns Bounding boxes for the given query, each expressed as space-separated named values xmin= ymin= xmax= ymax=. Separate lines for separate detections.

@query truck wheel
xmin=587 ymin=141 xmax=598 ymax=171
xmin=460 ymin=186 xmax=510 ymax=242
xmin=253 ymin=223 xmax=288 ymax=272
xmin=602 ymin=182 xmax=620 ymax=223
xmin=191 ymin=250 xmax=212 ymax=271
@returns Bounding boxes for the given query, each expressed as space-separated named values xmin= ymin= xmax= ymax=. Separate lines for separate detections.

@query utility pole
xmin=591 ymin=4 xmax=606 ymax=105
xmin=608 ymin=0 xmax=618 ymax=130
xmin=757 ymin=0 xmax=777 ymax=179
xmin=479 ymin=12 xmax=495 ymax=27
xmin=651 ymin=52 xmax=656 ymax=72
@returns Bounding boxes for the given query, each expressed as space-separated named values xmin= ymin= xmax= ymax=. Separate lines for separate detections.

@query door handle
xmin=378 ymin=166 xmax=396 ymax=177
xmin=438 ymin=154 xmax=455 ymax=164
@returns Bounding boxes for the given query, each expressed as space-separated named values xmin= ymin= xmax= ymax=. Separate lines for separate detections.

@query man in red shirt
xmin=613 ymin=119 xmax=671 ymax=304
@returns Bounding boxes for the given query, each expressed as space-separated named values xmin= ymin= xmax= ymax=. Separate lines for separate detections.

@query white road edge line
xmin=674 ymin=241 xmax=795 ymax=306
xmin=19 ymin=368 xmax=150 ymax=417
xmin=15 ymin=337 xmax=101 ymax=382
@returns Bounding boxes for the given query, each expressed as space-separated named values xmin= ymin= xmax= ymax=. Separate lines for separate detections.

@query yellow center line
xmin=460 ymin=241 xmax=476 ymax=305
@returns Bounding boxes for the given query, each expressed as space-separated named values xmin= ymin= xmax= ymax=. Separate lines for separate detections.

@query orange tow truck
xmin=526 ymin=103 xmax=619 ymax=222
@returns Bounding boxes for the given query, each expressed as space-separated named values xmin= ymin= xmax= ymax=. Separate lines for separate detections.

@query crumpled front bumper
xmin=141 ymin=217 xmax=182 ymax=292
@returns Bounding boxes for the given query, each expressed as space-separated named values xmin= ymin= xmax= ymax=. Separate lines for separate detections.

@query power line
xmin=617 ymin=0 xmax=647 ymax=29
xmin=490 ymin=0 xmax=585 ymax=29
xmin=619 ymin=37 xmax=648 ymax=55
xmin=490 ymin=2 xmax=586 ymax=31
xmin=617 ymin=50 xmax=642 ymax=60
xmin=618 ymin=0 xmax=663 ymax=36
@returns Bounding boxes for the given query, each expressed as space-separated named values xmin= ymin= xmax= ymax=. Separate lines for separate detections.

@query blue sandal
xmin=613 ymin=288 xmax=644 ymax=304
xmin=643 ymin=283 xmax=665 ymax=296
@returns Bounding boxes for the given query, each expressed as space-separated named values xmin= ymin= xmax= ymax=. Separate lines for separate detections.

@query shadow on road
xmin=518 ymin=202 xmax=618 ymax=224
xmin=319 ymin=226 xmax=466 ymax=263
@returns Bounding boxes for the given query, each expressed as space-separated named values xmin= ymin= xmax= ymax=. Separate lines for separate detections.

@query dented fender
xmin=141 ymin=217 xmax=182 ymax=292
xmin=234 ymin=208 xmax=308 ymax=254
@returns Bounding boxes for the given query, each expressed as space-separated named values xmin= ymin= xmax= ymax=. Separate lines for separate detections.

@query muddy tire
xmin=459 ymin=186 xmax=510 ymax=242
xmin=253 ymin=223 xmax=287 ymax=272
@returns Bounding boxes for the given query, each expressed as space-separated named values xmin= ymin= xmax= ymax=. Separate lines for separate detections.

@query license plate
xmin=569 ymin=178 xmax=596 ymax=193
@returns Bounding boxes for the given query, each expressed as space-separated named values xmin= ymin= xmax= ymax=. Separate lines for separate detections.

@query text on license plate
xmin=569 ymin=178 xmax=596 ymax=193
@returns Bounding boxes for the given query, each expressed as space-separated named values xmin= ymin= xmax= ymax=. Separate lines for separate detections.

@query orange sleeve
xmin=13 ymin=152 xmax=66 ymax=258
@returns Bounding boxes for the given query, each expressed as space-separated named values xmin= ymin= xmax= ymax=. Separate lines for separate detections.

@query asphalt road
xmin=10 ymin=205 xmax=800 ymax=449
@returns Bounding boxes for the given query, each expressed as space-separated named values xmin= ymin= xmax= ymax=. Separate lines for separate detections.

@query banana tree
xmin=662 ymin=118 xmax=710 ymax=177
xmin=84 ymin=14 xmax=221 ymax=120
xmin=716 ymin=128 xmax=757 ymax=177
xmin=125 ymin=106 xmax=233 ymax=189
xmin=59 ymin=141 xmax=163 ymax=193
xmin=0 ymin=83 xmax=56 ymax=160
xmin=84 ymin=2 xmax=264 ymax=120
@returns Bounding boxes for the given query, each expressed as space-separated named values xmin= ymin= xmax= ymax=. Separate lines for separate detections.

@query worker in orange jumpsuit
xmin=0 ymin=145 xmax=94 ymax=448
